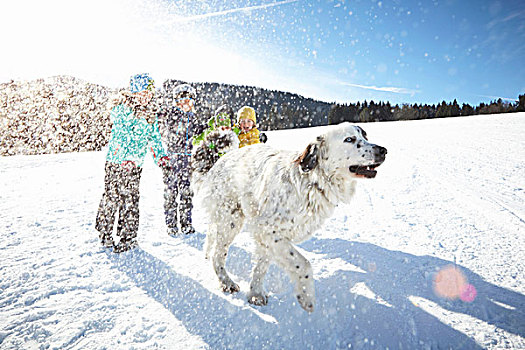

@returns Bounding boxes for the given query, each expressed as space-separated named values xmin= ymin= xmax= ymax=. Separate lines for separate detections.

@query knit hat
xmin=237 ymin=106 xmax=256 ymax=124
xmin=173 ymin=83 xmax=197 ymax=99
xmin=130 ymin=73 xmax=154 ymax=93
xmin=213 ymin=105 xmax=232 ymax=128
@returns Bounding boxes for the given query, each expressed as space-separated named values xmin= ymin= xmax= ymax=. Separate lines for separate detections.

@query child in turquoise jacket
xmin=96 ymin=73 xmax=168 ymax=253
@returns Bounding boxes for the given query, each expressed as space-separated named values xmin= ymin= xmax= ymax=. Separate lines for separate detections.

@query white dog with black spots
xmin=191 ymin=122 xmax=387 ymax=312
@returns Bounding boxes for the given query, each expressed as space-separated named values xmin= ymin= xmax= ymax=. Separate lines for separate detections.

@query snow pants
xmin=162 ymin=155 xmax=193 ymax=232
xmin=95 ymin=161 xmax=142 ymax=244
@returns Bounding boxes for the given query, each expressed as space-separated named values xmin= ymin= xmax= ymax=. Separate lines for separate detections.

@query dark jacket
xmin=158 ymin=107 xmax=205 ymax=157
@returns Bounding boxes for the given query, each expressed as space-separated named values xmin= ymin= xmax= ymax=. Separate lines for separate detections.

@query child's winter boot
xmin=180 ymin=221 xmax=195 ymax=235
xmin=113 ymin=238 xmax=138 ymax=253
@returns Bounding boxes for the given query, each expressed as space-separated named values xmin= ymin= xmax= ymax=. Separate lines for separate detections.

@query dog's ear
xmin=295 ymin=136 xmax=323 ymax=173
xmin=356 ymin=126 xmax=368 ymax=140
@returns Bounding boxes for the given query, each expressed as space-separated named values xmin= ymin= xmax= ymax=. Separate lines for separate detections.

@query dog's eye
xmin=344 ymin=137 xmax=357 ymax=143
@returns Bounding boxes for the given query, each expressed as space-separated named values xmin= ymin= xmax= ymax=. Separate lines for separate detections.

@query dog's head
xmin=296 ymin=123 xmax=387 ymax=179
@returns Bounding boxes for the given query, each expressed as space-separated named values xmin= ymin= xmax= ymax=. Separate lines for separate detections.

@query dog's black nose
xmin=376 ymin=146 xmax=387 ymax=155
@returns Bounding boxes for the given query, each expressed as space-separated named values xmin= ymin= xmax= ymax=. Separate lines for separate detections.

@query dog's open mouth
xmin=349 ymin=164 xmax=381 ymax=178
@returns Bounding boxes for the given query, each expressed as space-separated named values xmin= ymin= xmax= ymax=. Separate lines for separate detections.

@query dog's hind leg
xmin=269 ymin=238 xmax=315 ymax=312
xmin=247 ymin=244 xmax=271 ymax=306
xmin=204 ymin=223 xmax=217 ymax=260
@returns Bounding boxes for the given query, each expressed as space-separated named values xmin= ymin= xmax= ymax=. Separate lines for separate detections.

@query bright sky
xmin=1 ymin=0 xmax=524 ymax=105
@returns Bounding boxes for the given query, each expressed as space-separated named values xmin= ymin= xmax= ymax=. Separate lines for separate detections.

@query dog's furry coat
xmin=191 ymin=123 xmax=387 ymax=311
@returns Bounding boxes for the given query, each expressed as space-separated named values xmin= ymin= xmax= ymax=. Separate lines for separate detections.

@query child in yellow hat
xmin=235 ymin=106 xmax=261 ymax=148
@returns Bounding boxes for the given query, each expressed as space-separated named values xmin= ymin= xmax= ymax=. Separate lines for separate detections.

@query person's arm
xmin=110 ymin=104 xmax=123 ymax=124
xmin=149 ymin=117 xmax=168 ymax=166
xmin=106 ymin=104 xmax=128 ymax=164
xmin=157 ymin=106 xmax=172 ymax=134
xmin=192 ymin=130 xmax=207 ymax=146
xmin=194 ymin=119 xmax=207 ymax=136
xmin=189 ymin=118 xmax=206 ymax=144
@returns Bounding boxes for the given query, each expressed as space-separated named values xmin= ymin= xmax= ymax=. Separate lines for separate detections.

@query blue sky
xmin=1 ymin=0 xmax=524 ymax=105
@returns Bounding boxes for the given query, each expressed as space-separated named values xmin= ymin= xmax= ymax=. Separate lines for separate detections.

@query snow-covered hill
xmin=1 ymin=114 xmax=524 ymax=349
xmin=0 ymin=76 xmax=115 ymax=156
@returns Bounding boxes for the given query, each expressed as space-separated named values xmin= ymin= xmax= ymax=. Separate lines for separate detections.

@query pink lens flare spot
xmin=460 ymin=283 xmax=477 ymax=302
xmin=433 ymin=265 xmax=467 ymax=300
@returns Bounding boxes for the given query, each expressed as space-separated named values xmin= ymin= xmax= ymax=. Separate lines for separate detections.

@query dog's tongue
xmin=350 ymin=165 xmax=377 ymax=178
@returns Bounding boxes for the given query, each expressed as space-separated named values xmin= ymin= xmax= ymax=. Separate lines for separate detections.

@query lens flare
xmin=460 ymin=283 xmax=477 ymax=302
xmin=433 ymin=265 xmax=477 ymax=302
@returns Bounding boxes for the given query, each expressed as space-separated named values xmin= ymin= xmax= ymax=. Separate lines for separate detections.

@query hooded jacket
xmin=105 ymin=91 xmax=167 ymax=167
xmin=158 ymin=106 xmax=205 ymax=157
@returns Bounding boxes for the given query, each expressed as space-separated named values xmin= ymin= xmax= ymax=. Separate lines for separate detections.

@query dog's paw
xmin=247 ymin=291 xmax=269 ymax=306
xmin=296 ymin=292 xmax=315 ymax=313
xmin=221 ymin=281 xmax=240 ymax=294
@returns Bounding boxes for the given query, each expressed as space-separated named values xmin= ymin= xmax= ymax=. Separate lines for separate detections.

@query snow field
xmin=1 ymin=113 xmax=524 ymax=349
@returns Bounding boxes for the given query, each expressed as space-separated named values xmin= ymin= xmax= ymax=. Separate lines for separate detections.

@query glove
xmin=121 ymin=160 xmax=136 ymax=172
xmin=158 ymin=156 xmax=170 ymax=168
xmin=192 ymin=131 xmax=206 ymax=146
xmin=259 ymin=133 xmax=268 ymax=143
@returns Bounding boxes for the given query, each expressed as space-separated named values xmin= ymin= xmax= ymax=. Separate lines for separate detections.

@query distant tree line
xmin=327 ymin=95 xmax=525 ymax=125
xmin=162 ymin=80 xmax=331 ymax=132
xmin=163 ymin=80 xmax=524 ymax=130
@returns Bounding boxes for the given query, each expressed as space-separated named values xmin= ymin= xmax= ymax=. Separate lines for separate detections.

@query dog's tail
xmin=191 ymin=129 xmax=239 ymax=176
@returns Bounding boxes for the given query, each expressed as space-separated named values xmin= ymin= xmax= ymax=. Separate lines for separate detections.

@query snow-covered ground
xmin=1 ymin=113 xmax=524 ymax=349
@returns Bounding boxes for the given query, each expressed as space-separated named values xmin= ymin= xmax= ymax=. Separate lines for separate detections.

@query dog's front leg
xmin=212 ymin=227 xmax=240 ymax=294
xmin=271 ymin=238 xmax=315 ymax=312
xmin=247 ymin=244 xmax=271 ymax=306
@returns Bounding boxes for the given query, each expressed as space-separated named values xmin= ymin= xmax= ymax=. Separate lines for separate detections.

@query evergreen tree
xmin=450 ymin=99 xmax=460 ymax=117
xmin=436 ymin=101 xmax=450 ymax=118
xmin=517 ymin=94 xmax=525 ymax=112
xmin=461 ymin=103 xmax=475 ymax=116
xmin=359 ymin=107 xmax=371 ymax=122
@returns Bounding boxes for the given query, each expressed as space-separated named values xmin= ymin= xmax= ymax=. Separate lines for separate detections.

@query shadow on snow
xmin=303 ymin=238 xmax=525 ymax=347
xmin=109 ymin=236 xmax=524 ymax=349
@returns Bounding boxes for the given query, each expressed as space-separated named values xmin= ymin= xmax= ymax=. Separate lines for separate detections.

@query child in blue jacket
xmin=159 ymin=83 xmax=205 ymax=235
xmin=95 ymin=73 xmax=168 ymax=253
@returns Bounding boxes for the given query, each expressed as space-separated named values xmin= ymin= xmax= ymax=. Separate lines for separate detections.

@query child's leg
xmin=162 ymin=163 xmax=179 ymax=234
xmin=116 ymin=165 xmax=142 ymax=247
xmin=179 ymin=178 xmax=193 ymax=233
xmin=95 ymin=162 xmax=119 ymax=245
xmin=178 ymin=159 xmax=194 ymax=234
